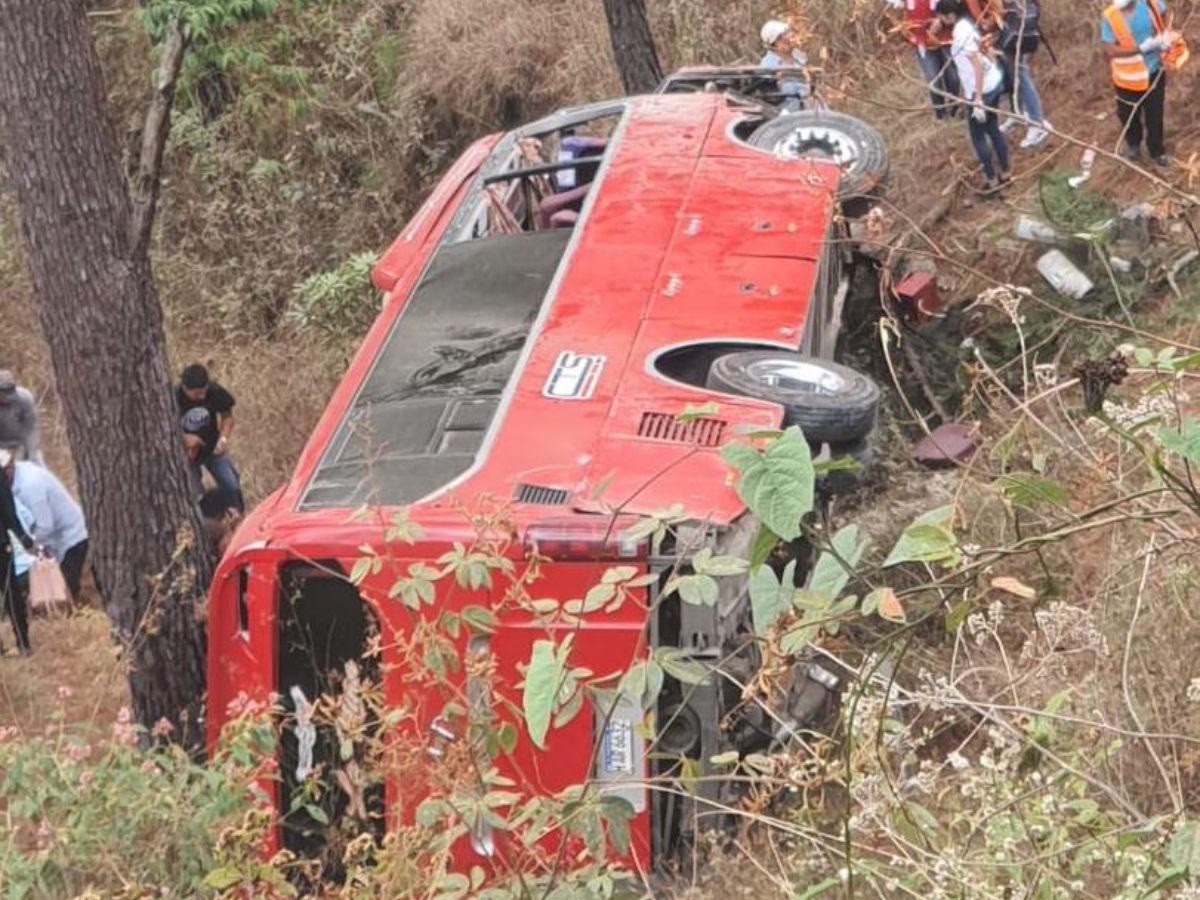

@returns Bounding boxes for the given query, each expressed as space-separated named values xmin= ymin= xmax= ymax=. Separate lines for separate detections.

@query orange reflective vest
xmin=1104 ymin=1 xmax=1166 ymax=91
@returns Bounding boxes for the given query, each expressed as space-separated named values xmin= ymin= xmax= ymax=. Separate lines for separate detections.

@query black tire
xmin=745 ymin=111 xmax=889 ymax=216
xmin=705 ymin=350 xmax=879 ymax=444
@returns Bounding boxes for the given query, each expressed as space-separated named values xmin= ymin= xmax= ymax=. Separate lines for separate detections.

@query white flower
xmin=947 ymin=751 xmax=970 ymax=771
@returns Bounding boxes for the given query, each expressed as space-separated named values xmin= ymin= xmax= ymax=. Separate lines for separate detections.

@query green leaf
xmin=779 ymin=622 xmax=817 ymax=655
xmin=998 ymin=473 xmax=1069 ymax=509
xmin=691 ymin=548 xmax=748 ymax=578
xmin=750 ymin=560 xmax=797 ymax=636
xmin=522 ymin=640 xmax=564 ymax=750
xmin=304 ymin=803 xmax=330 ymax=825
xmin=721 ymin=441 xmax=762 ymax=471
xmin=883 ymin=505 xmax=958 ymax=567
xmin=725 ymin=428 xmax=815 ymax=540
xmin=1158 ymin=418 xmax=1200 ymax=464
xmin=945 ymin=599 xmax=972 ymax=632
xmin=621 ymin=660 xmax=664 ymax=709
xmin=349 ymin=555 xmax=373 ymax=586
xmin=808 ymin=524 xmax=865 ymax=600
xmin=433 ymin=872 xmax=471 ymax=900
xmin=461 ymin=605 xmax=498 ymax=634
xmin=1169 ymin=820 xmax=1200 ymax=873
xmin=668 ymin=573 xmax=720 ymax=606
xmin=203 ymin=867 xmax=243 ymax=890
xmin=654 ymin=647 xmax=711 ymax=685
xmin=678 ymin=401 xmax=719 ymax=422
xmin=748 ymin=522 xmax=779 ymax=568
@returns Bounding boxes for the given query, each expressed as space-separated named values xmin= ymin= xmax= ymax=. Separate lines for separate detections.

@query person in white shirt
xmin=4 ymin=453 xmax=88 ymax=604
xmin=938 ymin=0 xmax=1011 ymax=193
xmin=760 ymin=19 xmax=810 ymax=112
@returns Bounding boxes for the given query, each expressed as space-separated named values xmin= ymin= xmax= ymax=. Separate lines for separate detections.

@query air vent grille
xmin=513 ymin=483 xmax=571 ymax=506
xmin=637 ymin=412 xmax=727 ymax=447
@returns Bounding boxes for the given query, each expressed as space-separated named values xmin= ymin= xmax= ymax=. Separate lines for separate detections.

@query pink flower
xmin=225 ymin=691 xmax=267 ymax=720
xmin=113 ymin=707 xmax=137 ymax=747
xmin=56 ymin=686 xmax=73 ymax=700
xmin=0 ymin=726 xmax=18 ymax=743
xmin=151 ymin=718 xmax=174 ymax=738
xmin=64 ymin=742 xmax=92 ymax=763
xmin=35 ymin=819 xmax=54 ymax=850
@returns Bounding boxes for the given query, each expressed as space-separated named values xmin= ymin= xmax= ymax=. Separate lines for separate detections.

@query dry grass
xmin=0 ymin=609 xmax=127 ymax=736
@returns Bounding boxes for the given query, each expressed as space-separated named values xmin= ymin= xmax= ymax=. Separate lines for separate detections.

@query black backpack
xmin=1000 ymin=0 xmax=1042 ymax=54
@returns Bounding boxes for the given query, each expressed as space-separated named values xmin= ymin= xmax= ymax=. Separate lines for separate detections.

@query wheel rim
xmin=770 ymin=126 xmax=860 ymax=168
xmin=745 ymin=359 xmax=846 ymax=395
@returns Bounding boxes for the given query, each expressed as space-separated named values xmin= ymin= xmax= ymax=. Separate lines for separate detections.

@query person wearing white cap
xmin=760 ymin=19 xmax=810 ymax=111
xmin=2 ymin=449 xmax=88 ymax=606
xmin=0 ymin=370 xmax=43 ymax=466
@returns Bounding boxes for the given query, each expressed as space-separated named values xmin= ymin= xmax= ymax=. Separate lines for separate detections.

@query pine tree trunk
xmin=0 ymin=0 xmax=211 ymax=748
xmin=601 ymin=0 xmax=663 ymax=95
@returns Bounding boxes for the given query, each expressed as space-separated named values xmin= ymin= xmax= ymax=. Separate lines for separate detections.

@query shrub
xmin=0 ymin=703 xmax=276 ymax=897
xmin=286 ymin=251 xmax=381 ymax=340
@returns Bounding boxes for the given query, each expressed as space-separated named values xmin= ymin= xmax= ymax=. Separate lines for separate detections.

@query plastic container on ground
xmin=1036 ymin=250 xmax=1094 ymax=299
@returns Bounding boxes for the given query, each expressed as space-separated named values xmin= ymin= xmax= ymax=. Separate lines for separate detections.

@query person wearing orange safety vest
xmin=885 ymin=0 xmax=963 ymax=118
xmin=1101 ymin=0 xmax=1179 ymax=166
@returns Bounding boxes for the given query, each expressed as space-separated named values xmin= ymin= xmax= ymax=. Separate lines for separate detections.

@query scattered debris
xmin=1072 ymin=352 xmax=1129 ymax=414
xmin=1068 ymin=149 xmax=1096 ymax=189
xmin=1116 ymin=203 xmax=1153 ymax=250
xmin=1108 ymin=255 xmax=1133 ymax=274
xmin=1037 ymin=249 xmax=1094 ymax=299
xmin=893 ymin=271 xmax=943 ymax=324
xmin=913 ymin=423 xmax=979 ymax=467
xmin=1014 ymin=214 xmax=1062 ymax=244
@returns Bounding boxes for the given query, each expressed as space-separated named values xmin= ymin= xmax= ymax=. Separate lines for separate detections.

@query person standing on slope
xmin=1101 ymin=0 xmax=1179 ymax=165
xmin=939 ymin=0 xmax=1011 ymax=194
xmin=886 ymin=0 xmax=964 ymax=119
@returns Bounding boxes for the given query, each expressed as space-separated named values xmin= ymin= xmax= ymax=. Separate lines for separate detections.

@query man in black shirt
xmin=176 ymin=363 xmax=244 ymax=512
xmin=0 ymin=447 xmax=35 ymax=654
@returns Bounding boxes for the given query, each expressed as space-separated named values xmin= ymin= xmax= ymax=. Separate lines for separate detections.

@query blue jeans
xmin=1005 ymin=55 xmax=1045 ymax=125
xmin=916 ymin=46 xmax=961 ymax=117
xmin=198 ymin=452 xmax=244 ymax=512
xmin=968 ymin=87 xmax=1010 ymax=181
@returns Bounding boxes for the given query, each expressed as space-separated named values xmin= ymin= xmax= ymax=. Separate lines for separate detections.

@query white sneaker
xmin=1020 ymin=126 xmax=1049 ymax=149
xmin=1000 ymin=117 xmax=1019 ymax=134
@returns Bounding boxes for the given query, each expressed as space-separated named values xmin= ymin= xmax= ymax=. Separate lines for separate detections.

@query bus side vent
xmin=513 ymin=483 xmax=571 ymax=506
xmin=637 ymin=412 xmax=727 ymax=447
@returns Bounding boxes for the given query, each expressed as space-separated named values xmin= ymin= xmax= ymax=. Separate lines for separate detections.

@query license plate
xmin=601 ymin=718 xmax=634 ymax=776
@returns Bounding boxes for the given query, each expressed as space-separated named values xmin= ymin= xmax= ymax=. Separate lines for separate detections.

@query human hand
xmin=214 ymin=436 xmax=229 ymax=456
xmin=972 ymin=104 xmax=987 ymax=123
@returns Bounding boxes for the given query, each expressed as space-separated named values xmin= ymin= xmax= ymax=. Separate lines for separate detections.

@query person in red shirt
xmin=888 ymin=0 xmax=963 ymax=118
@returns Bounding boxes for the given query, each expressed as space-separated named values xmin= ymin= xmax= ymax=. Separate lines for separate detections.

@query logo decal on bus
xmin=543 ymin=351 xmax=605 ymax=401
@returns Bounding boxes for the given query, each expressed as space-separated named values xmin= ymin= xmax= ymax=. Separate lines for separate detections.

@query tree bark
xmin=601 ymin=0 xmax=663 ymax=95
xmin=0 ymin=0 xmax=211 ymax=748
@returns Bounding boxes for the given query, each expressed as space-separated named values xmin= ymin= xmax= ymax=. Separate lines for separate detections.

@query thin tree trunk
xmin=601 ymin=0 xmax=663 ymax=95
xmin=130 ymin=14 xmax=189 ymax=259
xmin=0 ymin=0 xmax=211 ymax=748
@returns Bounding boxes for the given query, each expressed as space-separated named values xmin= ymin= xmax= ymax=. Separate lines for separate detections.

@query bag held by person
xmin=29 ymin=555 xmax=70 ymax=615
xmin=1000 ymin=0 xmax=1041 ymax=54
